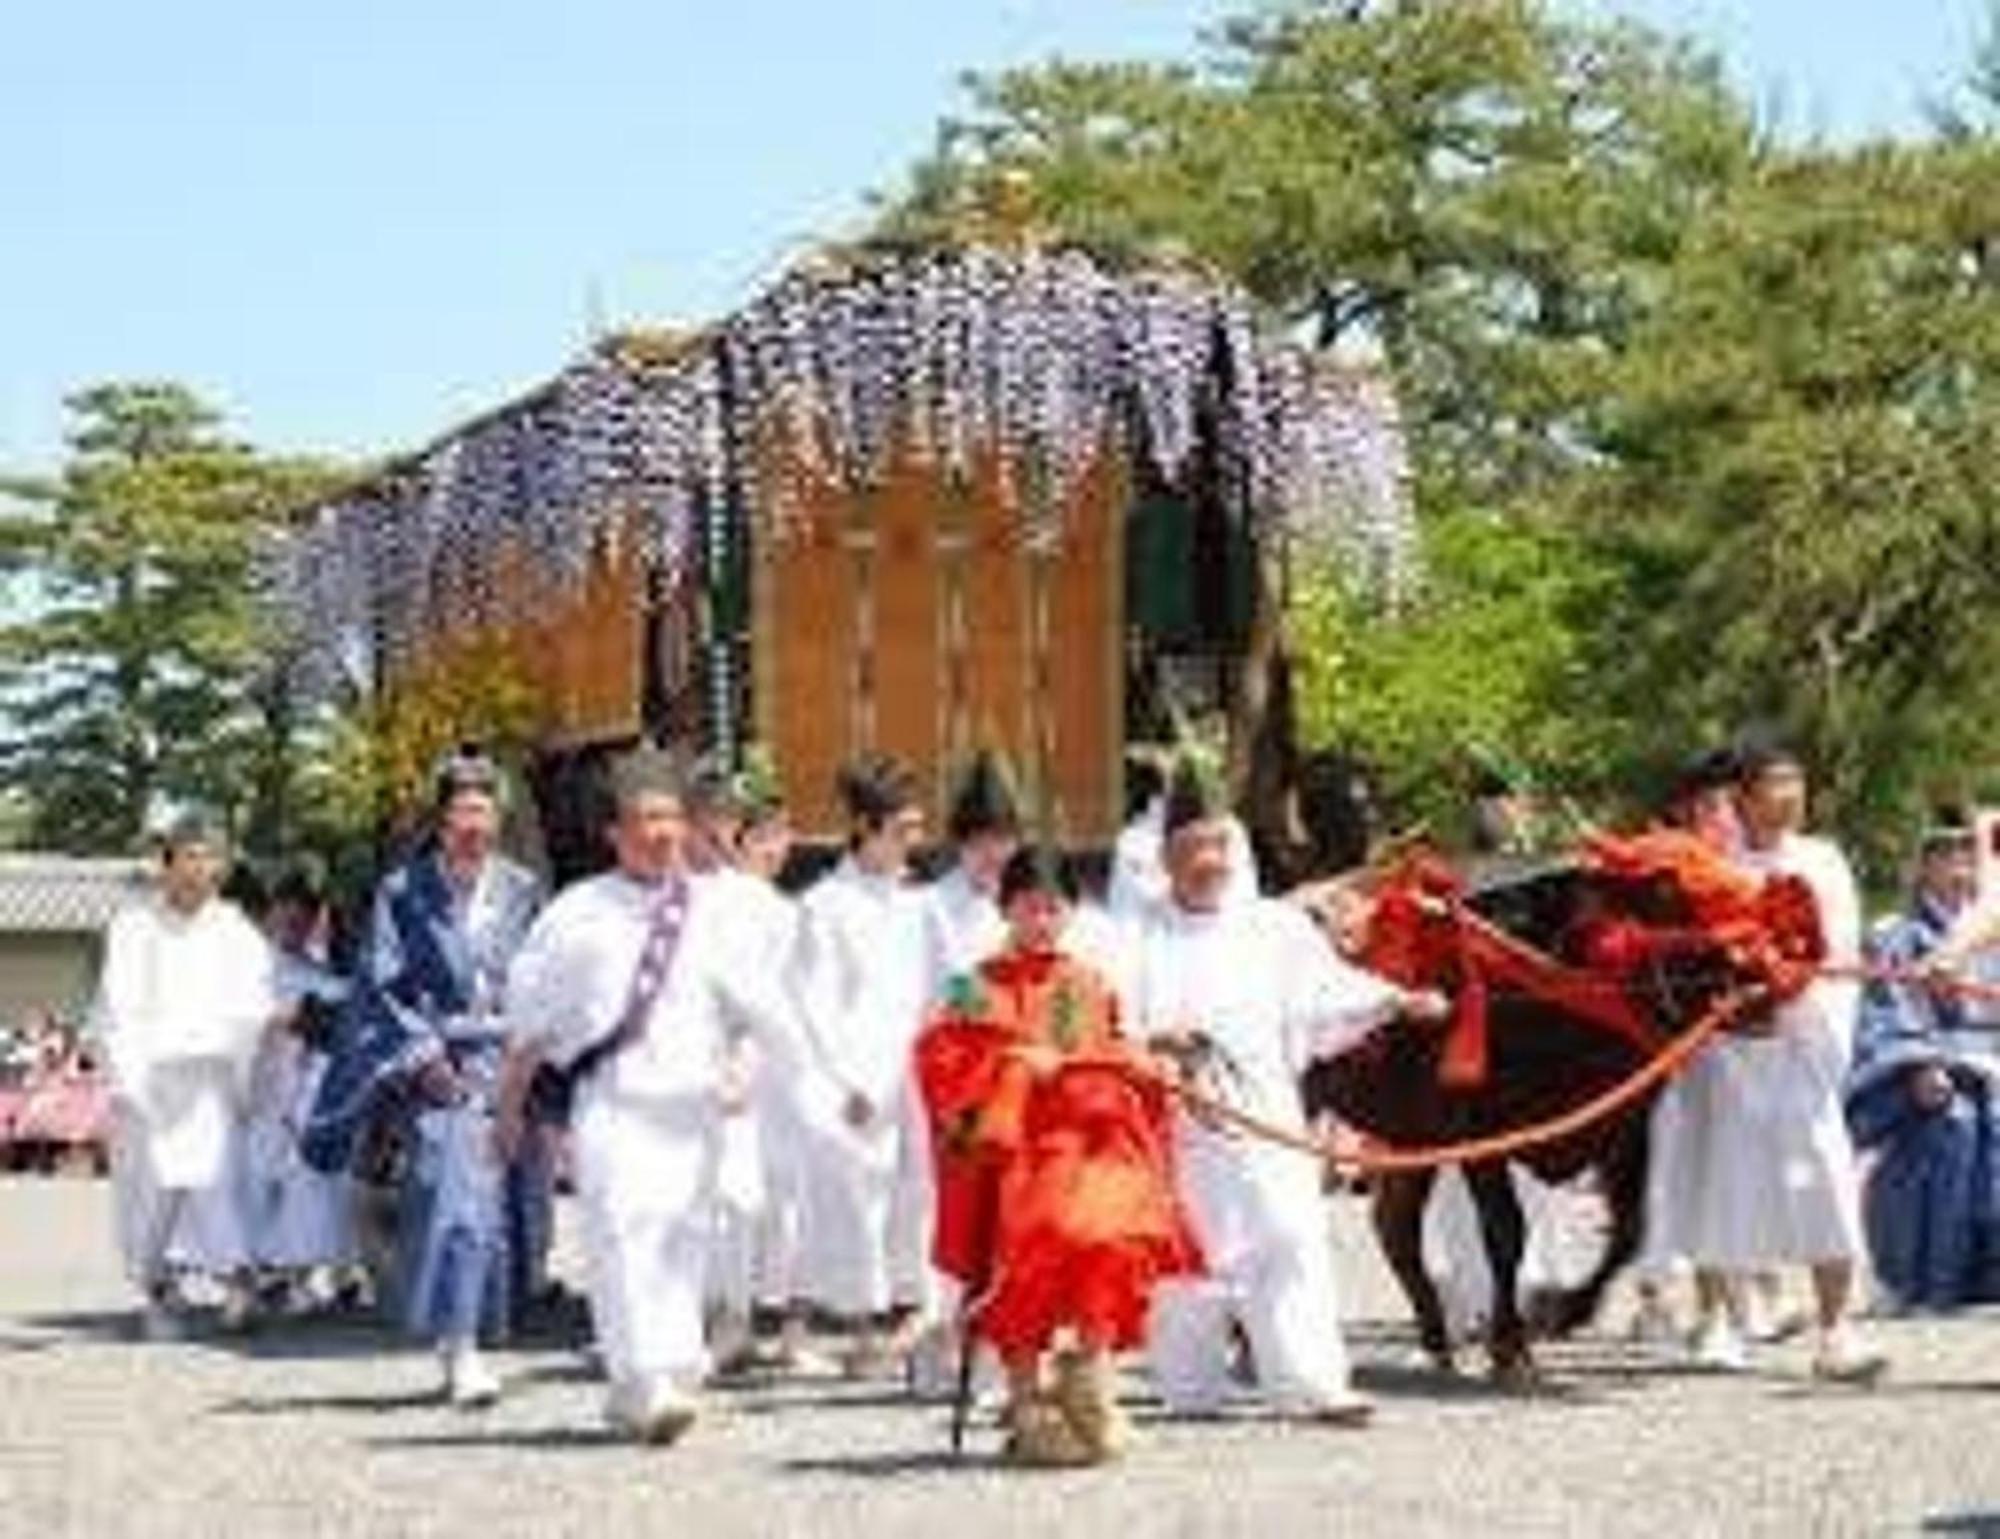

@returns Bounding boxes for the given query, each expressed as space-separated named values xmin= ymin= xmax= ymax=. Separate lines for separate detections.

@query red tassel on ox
xmin=1438 ymin=965 xmax=1490 ymax=1089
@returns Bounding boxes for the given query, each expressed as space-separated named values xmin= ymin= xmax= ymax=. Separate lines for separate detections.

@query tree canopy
xmin=882 ymin=0 xmax=2000 ymax=876
xmin=0 ymin=383 xmax=338 ymax=853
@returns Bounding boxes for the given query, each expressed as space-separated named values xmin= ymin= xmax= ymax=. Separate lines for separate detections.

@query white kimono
xmin=245 ymin=952 xmax=356 ymax=1271
xmin=1107 ymin=797 xmax=1261 ymax=920
xmin=1063 ymin=896 xmax=1129 ymax=980
xmin=1115 ymin=896 xmax=1403 ymax=1412
xmin=505 ymin=870 xmax=812 ymax=1399
xmin=918 ymin=864 xmax=1007 ymax=1001
xmin=1942 ymin=895 xmax=2000 ymax=1037
xmin=790 ymin=856 xmax=931 ymax=1317
xmin=702 ymin=867 xmax=808 ymax=1315
xmin=96 ymin=895 xmax=274 ymax=1284
xmin=1651 ymin=832 xmax=1866 ymax=1267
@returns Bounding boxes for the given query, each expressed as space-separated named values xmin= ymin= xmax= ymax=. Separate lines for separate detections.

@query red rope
xmin=1013 ymin=960 xmax=2000 ymax=1180
xmin=1827 ymin=961 xmax=2000 ymax=1005
xmin=1168 ymin=987 xmax=1757 ymax=1175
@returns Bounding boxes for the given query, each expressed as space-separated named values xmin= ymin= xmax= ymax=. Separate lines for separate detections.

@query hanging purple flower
xmin=277 ymin=245 xmax=1411 ymax=682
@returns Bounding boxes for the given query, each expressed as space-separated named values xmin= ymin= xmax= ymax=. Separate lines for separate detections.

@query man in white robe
xmin=96 ymin=814 xmax=274 ymax=1337
xmin=494 ymin=747 xmax=826 ymax=1444
xmin=682 ymin=751 xmax=812 ymax=1372
xmin=918 ymin=751 xmax=1018 ymax=993
xmin=1116 ymin=760 xmax=1446 ymax=1421
xmin=730 ymin=765 xmax=825 ymax=1369
xmin=790 ymin=752 xmax=932 ymax=1372
xmin=1658 ymin=744 xmax=1883 ymax=1380
xmin=1107 ymin=772 xmax=1260 ymax=920
xmin=1633 ymin=747 xmax=1744 ymax=1347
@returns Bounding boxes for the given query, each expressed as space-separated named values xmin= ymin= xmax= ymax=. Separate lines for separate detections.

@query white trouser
xmin=752 ymin=1197 xmax=804 ymax=1312
xmin=740 ymin=1074 xmax=806 ymax=1310
xmin=575 ymin=1091 xmax=719 ymax=1398
xmin=1149 ymin=1124 xmax=1352 ymax=1413
xmin=247 ymin=1107 xmax=357 ymax=1270
xmin=707 ymin=1106 xmax=764 ymax=1317
xmin=113 ymin=1093 xmax=252 ymax=1288
xmin=795 ymin=1088 xmax=905 ymax=1319
xmin=885 ymin=1079 xmax=939 ymax=1315
xmin=255 ymin=1164 xmax=358 ymax=1271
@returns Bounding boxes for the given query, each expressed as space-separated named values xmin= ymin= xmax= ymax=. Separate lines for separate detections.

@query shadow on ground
xmin=361 ymin=1426 xmax=632 ymax=1452
xmin=778 ymin=1448 xmax=1006 ymax=1479
xmin=213 ymin=1387 xmax=447 ymax=1416
xmin=1922 ymin=1513 xmax=2000 ymax=1537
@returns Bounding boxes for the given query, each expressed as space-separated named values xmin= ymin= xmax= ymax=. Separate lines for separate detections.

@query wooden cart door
xmin=756 ymin=454 xmax=1122 ymax=845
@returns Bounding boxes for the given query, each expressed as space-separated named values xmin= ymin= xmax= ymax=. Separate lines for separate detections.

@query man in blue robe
xmin=1846 ymin=822 xmax=2000 ymax=1310
xmin=305 ymin=747 xmax=545 ymax=1404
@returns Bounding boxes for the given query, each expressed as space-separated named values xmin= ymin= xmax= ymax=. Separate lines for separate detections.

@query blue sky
xmin=1 ymin=1 xmax=1987 ymax=474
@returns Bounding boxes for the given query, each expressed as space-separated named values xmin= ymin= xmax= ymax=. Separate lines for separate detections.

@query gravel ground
xmin=4 ymin=1175 xmax=1999 ymax=1539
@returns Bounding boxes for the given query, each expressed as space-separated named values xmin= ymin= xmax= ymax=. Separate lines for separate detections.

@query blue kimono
xmin=304 ymin=849 xmax=545 ymax=1341
xmin=1845 ymin=895 xmax=2000 ymax=1309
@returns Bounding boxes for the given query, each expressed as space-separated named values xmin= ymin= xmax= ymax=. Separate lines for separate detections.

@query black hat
xmin=1732 ymin=732 xmax=1802 ymax=785
xmin=1665 ymin=746 xmax=1740 ymax=808
xmin=1161 ymin=747 xmax=1228 ymax=839
xmin=837 ymin=752 xmax=920 ymax=826
xmin=271 ymin=854 xmax=330 ymax=909
xmin=432 ymin=742 xmax=502 ymax=811
xmin=159 ymin=809 xmax=223 ymax=854
xmin=686 ymin=751 xmax=749 ymax=818
xmin=947 ymin=748 xmax=1022 ymax=843
xmin=608 ymin=740 xmax=684 ymax=810
xmin=1124 ymin=750 xmax=1167 ymax=821
xmin=998 ymin=844 xmax=1077 ymax=908
xmin=1467 ymin=744 xmax=1524 ymax=800
xmin=1919 ymin=809 xmax=1976 ymax=859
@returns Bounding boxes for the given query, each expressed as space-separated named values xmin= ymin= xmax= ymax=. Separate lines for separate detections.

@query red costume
xmin=915 ymin=947 xmax=1202 ymax=1361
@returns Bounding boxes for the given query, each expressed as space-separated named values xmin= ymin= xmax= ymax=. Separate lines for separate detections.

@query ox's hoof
xmin=1397 ymin=1344 xmax=1461 ymax=1377
xmin=1525 ymin=1286 xmax=1592 ymax=1341
xmin=1487 ymin=1353 xmax=1542 ymax=1394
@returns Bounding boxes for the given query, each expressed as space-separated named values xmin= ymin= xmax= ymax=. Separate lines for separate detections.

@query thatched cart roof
xmin=279 ymin=243 xmax=1411 ymax=688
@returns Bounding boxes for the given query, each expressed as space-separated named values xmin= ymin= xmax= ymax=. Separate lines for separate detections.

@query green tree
xmin=0 ymin=383 xmax=338 ymax=854
xmin=1588 ymin=139 xmax=2000 ymax=871
xmin=885 ymin=0 xmax=1754 ymax=505
xmin=1929 ymin=0 xmax=2000 ymax=140
xmin=1290 ymin=506 xmax=1624 ymax=838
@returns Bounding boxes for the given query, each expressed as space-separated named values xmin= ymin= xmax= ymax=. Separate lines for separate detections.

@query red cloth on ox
xmin=1364 ymin=856 xmax=1658 ymax=1090
xmin=1581 ymin=830 xmax=1826 ymax=1000
xmin=915 ymin=948 xmax=1203 ymax=1361
xmin=1359 ymin=831 xmax=1828 ymax=1091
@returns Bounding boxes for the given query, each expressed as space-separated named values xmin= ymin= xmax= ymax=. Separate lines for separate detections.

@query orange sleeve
xmin=914 ymin=1014 xmax=1002 ymax=1152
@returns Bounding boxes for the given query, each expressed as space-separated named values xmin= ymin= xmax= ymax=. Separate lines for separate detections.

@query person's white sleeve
xmin=93 ymin=909 xmax=149 ymax=1102
xmin=1225 ymin=816 xmax=1262 ymax=905
xmin=715 ymin=943 xmax=817 ymax=1085
xmin=1818 ymin=844 xmax=1864 ymax=965
xmin=789 ymin=895 xmax=865 ymax=1087
xmin=1274 ymin=903 xmax=1404 ymax=1069
xmin=1107 ymin=823 xmax=1167 ymax=919
xmin=224 ymin=916 xmax=280 ymax=1094
xmin=502 ymin=898 xmax=580 ymax=1063
xmin=1811 ymin=843 xmax=1866 ymax=1058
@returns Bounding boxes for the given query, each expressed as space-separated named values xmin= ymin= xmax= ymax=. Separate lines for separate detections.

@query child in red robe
xmin=916 ymin=846 xmax=1201 ymax=1466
